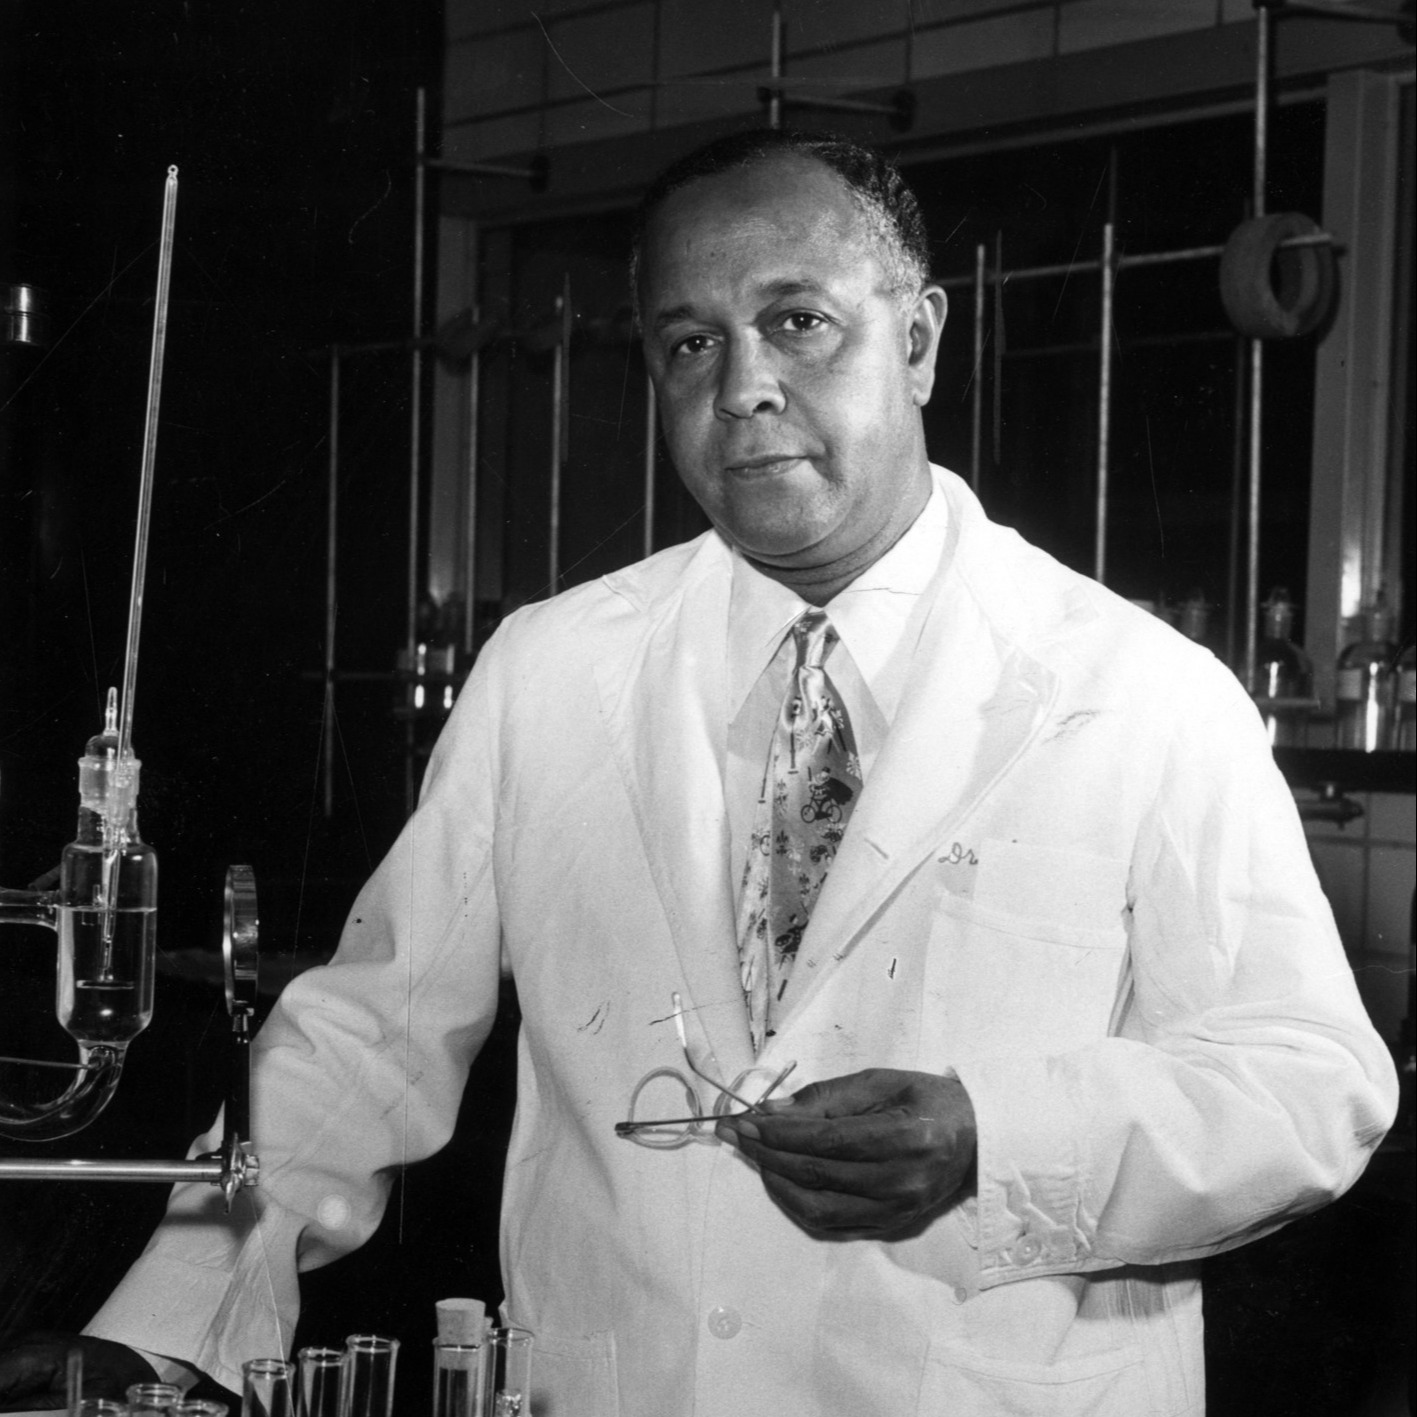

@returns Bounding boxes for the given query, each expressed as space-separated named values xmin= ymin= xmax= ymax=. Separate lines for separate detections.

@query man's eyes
xmin=776 ymin=311 xmax=828 ymax=335
xmin=669 ymin=333 xmax=716 ymax=358
xmin=663 ymin=312 xmax=831 ymax=359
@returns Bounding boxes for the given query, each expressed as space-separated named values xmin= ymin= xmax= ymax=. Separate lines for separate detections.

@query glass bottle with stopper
xmin=1251 ymin=587 xmax=1314 ymax=747
xmin=57 ymin=686 xmax=157 ymax=1050
xmin=433 ymin=1298 xmax=489 ymax=1417
xmin=1335 ymin=597 xmax=1397 ymax=752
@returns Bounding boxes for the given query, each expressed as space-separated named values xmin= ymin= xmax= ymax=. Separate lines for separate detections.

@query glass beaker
xmin=296 ymin=1346 xmax=345 ymax=1417
xmin=432 ymin=1336 xmax=488 ymax=1417
xmin=125 ymin=1382 xmax=183 ymax=1415
xmin=487 ymin=1329 xmax=533 ymax=1417
xmin=242 ymin=1358 xmax=295 ymax=1417
xmin=70 ymin=1402 xmax=125 ymax=1417
xmin=338 ymin=1336 xmax=398 ymax=1417
xmin=173 ymin=1403 xmax=230 ymax=1417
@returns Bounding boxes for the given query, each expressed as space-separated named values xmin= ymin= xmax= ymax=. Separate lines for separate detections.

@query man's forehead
xmin=651 ymin=153 xmax=860 ymax=241
xmin=640 ymin=158 xmax=883 ymax=309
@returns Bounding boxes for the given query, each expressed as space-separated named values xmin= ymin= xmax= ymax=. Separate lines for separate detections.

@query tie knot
xmin=792 ymin=610 xmax=837 ymax=671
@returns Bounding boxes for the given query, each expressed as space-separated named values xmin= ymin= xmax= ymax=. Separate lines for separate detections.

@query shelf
xmin=1274 ymin=749 xmax=1416 ymax=795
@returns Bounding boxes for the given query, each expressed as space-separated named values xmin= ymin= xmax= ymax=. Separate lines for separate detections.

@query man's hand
xmin=0 ymin=1334 xmax=158 ymax=1411
xmin=715 ymin=1068 xmax=976 ymax=1239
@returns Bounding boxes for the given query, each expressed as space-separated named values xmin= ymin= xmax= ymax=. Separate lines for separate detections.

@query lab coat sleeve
xmin=953 ymin=663 xmax=1399 ymax=1288
xmin=83 ymin=626 xmax=512 ymax=1390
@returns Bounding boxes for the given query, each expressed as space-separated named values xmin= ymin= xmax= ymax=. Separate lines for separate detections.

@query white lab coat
xmin=89 ymin=469 xmax=1396 ymax=1416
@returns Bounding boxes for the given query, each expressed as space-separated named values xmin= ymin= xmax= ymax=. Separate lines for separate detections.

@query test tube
xmin=487 ymin=1329 xmax=532 ymax=1417
xmin=125 ymin=1382 xmax=183 ymax=1415
xmin=432 ymin=1338 xmax=486 ymax=1417
xmin=338 ymin=1336 xmax=398 ymax=1417
xmin=296 ymin=1347 xmax=344 ymax=1417
xmin=242 ymin=1359 xmax=295 ymax=1417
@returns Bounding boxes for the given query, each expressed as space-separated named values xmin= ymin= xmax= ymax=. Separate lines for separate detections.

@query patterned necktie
xmin=736 ymin=610 xmax=863 ymax=1051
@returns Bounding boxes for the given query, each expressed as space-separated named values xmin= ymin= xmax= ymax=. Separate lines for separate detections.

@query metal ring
xmin=222 ymin=864 xmax=260 ymax=1016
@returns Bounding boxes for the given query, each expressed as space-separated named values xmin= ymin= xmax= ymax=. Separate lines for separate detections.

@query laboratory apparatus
xmin=0 ymin=165 xmax=260 ymax=1203
xmin=433 ymin=1298 xmax=489 ymax=1417
xmin=1335 ymin=599 xmax=1398 ymax=751
xmin=241 ymin=1359 xmax=295 ymax=1417
xmin=297 ymin=1347 xmax=345 ymax=1417
xmin=1392 ymin=643 xmax=1415 ymax=752
xmin=1252 ymin=587 xmax=1316 ymax=746
xmin=339 ymin=1335 xmax=399 ymax=1417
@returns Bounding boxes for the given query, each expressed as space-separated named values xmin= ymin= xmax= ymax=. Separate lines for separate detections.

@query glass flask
xmin=1335 ymin=600 xmax=1397 ymax=752
xmin=1252 ymin=587 xmax=1314 ymax=746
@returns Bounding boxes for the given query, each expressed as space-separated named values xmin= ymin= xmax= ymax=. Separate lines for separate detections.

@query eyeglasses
xmin=615 ymin=992 xmax=796 ymax=1149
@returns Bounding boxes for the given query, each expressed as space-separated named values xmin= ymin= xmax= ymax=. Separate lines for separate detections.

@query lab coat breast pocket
xmin=922 ymin=838 xmax=1130 ymax=1065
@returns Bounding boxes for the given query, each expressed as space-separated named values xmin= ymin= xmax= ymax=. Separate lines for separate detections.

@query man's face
xmin=639 ymin=155 xmax=945 ymax=573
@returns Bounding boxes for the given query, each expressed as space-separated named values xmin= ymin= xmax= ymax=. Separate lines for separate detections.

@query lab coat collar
xmin=763 ymin=469 xmax=1067 ymax=1045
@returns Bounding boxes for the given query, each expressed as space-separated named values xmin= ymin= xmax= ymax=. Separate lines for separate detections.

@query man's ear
xmin=907 ymin=284 xmax=947 ymax=407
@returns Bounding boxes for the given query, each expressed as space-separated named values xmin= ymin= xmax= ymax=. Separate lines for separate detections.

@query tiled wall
xmin=443 ymin=0 xmax=1256 ymax=163
xmin=1306 ymin=792 xmax=1416 ymax=1046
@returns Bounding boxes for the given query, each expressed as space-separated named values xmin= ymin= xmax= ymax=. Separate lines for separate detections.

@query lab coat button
xmin=707 ymin=1305 xmax=742 ymax=1339
xmin=1015 ymin=1236 xmax=1042 ymax=1264
xmin=953 ymin=1286 xmax=969 ymax=1304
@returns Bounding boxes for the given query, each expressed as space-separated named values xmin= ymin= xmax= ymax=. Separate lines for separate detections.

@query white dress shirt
xmin=725 ymin=480 xmax=949 ymax=897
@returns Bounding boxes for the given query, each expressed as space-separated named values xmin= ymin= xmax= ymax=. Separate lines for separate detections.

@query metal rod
xmin=1227 ymin=335 xmax=1248 ymax=667
xmin=408 ymin=88 xmax=426 ymax=672
xmin=464 ymin=220 xmax=482 ymax=658
xmin=423 ymin=158 xmax=539 ymax=179
xmin=769 ymin=6 xmax=783 ymax=130
xmin=117 ymin=165 xmax=179 ymax=768
xmin=465 ymin=325 xmax=481 ymax=658
xmin=758 ymin=89 xmax=901 ymax=118
xmin=1245 ymin=1 xmax=1272 ymax=691
xmin=643 ymin=370 xmax=657 ymax=559
xmin=0 ymin=1158 xmax=226 ymax=1183
xmin=1096 ymin=221 xmax=1115 ymax=586
xmin=992 ymin=231 xmax=1003 ymax=466
xmin=933 ymin=231 xmax=1333 ymax=290
xmin=971 ymin=243 xmax=985 ymax=492
xmin=549 ymin=277 xmax=571 ymax=595
xmin=323 ymin=350 xmax=340 ymax=820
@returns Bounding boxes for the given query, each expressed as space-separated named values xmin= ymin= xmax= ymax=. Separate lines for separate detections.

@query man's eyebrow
xmin=651 ymin=303 xmax=697 ymax=333
xmin=650 ymin=279 xmax=837 ymax=333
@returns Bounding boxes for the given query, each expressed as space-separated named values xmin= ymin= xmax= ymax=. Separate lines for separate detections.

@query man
xmin=0 ymin=129 xmax=1396 ymax=1415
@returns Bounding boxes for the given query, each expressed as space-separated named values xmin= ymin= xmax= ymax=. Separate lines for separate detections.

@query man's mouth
xmin=726 ymin=454 xmax=806 ymax=476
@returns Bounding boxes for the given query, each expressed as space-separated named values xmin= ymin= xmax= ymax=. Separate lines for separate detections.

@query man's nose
xmin=714 ymin=339 xmax=785 ymax=421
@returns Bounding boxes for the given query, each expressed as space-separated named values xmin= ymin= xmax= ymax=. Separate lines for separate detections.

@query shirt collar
xmin=725 ymin=477 xmax=949 ymax=716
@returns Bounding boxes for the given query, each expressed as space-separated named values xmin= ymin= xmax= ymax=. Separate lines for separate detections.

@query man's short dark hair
xmin=630 ymin=128 xmax=931 ymax=314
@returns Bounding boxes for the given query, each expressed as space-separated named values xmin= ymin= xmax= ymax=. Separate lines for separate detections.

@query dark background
xmin=1 ymin=0 xmax=515 ymax=1394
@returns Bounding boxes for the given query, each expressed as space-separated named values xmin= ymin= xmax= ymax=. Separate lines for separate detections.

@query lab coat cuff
xmin=954 ymin=1057 xmax=1109 ymax=1288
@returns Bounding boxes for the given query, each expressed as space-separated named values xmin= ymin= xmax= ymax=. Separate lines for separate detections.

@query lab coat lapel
xmin=771 ymin=496 xmax=1059 ymax=1034
xmin=592 ymin=539 xmax=756 ymax=1079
